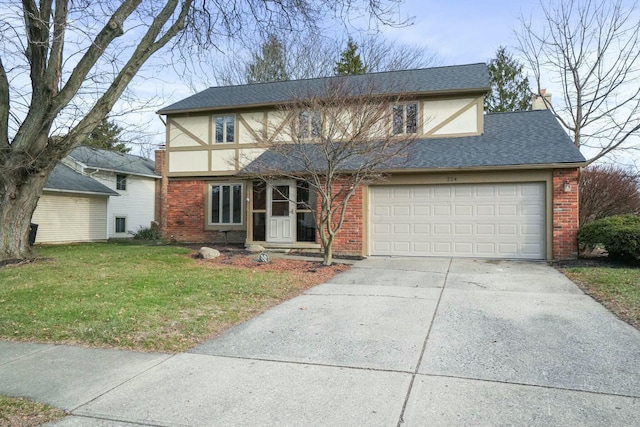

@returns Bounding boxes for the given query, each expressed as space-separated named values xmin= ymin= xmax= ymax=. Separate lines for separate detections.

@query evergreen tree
xmin=334 ymin=38 xmax=368 ymax=75
xmin=247 ymin=35 xmax=289 ymax=83
xmin=86 ymin=119 xmax=131 ymax=153
xmin=485 ymin=46 xmax=532 ymax=113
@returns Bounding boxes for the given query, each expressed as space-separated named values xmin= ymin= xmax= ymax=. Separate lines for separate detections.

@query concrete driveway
xmin=1 ymin=257 xmax=639 ymax=426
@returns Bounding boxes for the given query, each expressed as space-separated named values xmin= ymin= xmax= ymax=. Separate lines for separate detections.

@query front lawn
xmin=0 ymin=395 xmax=65 ymax=427
xmin=562 ymin=265 xmax=640 ymax=330
xmin=0 ymin=243 xmax=345 ymax=352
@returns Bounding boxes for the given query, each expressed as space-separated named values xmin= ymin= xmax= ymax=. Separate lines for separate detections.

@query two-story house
xmin=156 ymin=63 xmax=586 ymax=260
xmin=32 ymin=146 xmax=159 ymax=243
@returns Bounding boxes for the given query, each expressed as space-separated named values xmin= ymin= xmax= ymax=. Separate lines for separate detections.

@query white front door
xmin=267 ymin=181 xmax=295 ymax=243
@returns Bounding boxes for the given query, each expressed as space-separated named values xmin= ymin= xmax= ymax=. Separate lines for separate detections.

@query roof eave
xmin=157 ymin=87 xmax=490 ymax=116
xmin=43 ymin=188 xmax=119 ymax=196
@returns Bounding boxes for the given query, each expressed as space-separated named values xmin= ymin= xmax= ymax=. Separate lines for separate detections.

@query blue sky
xmin=386 ymin=0 xmax=538 ymax=64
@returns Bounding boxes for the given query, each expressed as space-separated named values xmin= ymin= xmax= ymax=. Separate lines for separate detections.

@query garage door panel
xmin=370 ymin=183 xmax=545 ymax=259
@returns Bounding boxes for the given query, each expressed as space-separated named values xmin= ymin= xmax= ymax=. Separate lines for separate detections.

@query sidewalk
xmin=0 ymin=257 xmax=639 ymax=426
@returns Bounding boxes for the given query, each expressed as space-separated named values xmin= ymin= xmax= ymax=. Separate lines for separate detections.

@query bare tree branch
xmin=517 ymin=0 xmax=640 ymax=164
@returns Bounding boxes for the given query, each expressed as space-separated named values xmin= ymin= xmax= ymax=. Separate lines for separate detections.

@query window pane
xmin=296 ymin=212 xmax=316 ymax=242
xmin=232 ymin=185 xmax=242 ymax=223
xmin=253 ymin=181 xmax=266 ymax=210
xmin=296 ymin=181 xmax=310 ymax=210
xmin=311 ymin=112 xmax=321 ymax=137
xmin=272 ymin=185 xmax=289 ymax=201
xmin=211 ymin=185 xmax=220 ymax=223
xmin=406 ymin=103 xmax=417 ymax=134
xmin=222 ymin=185 xmax=231 ymax=223
xmin=226 ymin=116 xmax=234 ymax=142
xmin=299 ymin=111 xmax=309 ymax=139
xmin=253 ymin=212 xmax=266 ymax=241
xmin=392 ymin=105 xmax=404 ymax=135
xmin=215 ymin=117 xmax=224 ymax=143
xmin=115 ymin=217 xmax=126 ymax=233
xmin=116 ymin=174 xmax=127 ymax=191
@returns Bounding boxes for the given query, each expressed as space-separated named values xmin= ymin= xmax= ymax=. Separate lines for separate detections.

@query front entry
xmin=267 ymin=181 xmax=295 ymax=243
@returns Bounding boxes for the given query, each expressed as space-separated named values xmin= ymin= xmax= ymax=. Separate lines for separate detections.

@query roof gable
xmin=158 ymin=63 xmax=490 ymax=114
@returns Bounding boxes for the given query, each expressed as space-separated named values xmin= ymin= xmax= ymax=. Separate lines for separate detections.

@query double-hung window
xmin=299 ymin=111 xmax=321 ymax=140
xmin=392 ymin=103 xmax=418 ymax=135
xmin=209 ymin=183 xmax=243 ymax=225
xmin=214 ymin=115 xmax=235 ymax=143
xmin=116 ymin=174 xmax=127 ymax=191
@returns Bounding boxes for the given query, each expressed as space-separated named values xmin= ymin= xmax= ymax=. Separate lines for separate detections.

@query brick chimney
xmin=154 ymin=149 xmax=168 ymax=238
xmin=532 ymin=89 xmax=552 ymax=110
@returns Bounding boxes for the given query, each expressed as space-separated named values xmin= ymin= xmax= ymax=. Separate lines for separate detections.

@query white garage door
xmin=369 ymin=183 xmax=545 ymax=259
xmin=32 ymin=193 xmax=108 ymax=243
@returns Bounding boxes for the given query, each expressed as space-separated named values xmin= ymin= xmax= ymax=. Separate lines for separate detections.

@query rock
xmin=246 ymin=244 xmax=265 ymax=253
xmin=198 ymin=247 xmax=220 ymax=259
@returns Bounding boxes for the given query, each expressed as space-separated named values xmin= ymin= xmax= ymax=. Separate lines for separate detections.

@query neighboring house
xmin=64 ymin=146 xmax=160 ymax=238
xmin=32 ymin=146 xmax=159 ymax=244
xmin=155 ymin=63 xmax=587 ymax=260
xmin=32 ymin=164 xmax=119 ymax=243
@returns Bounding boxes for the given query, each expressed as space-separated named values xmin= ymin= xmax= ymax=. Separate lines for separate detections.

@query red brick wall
xmin=320 ymin=181 xmax=364 ymax=256
xmin=553 ymin=169 xmax=580 ymax=260
xmin=164 ymin=179 xmax=246 ymax=244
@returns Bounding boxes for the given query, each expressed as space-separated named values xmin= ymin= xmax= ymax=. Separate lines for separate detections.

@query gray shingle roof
xmin=241 ymin=109 xmax=586 ymax=174
xmin=69 ymin=146 xmax=158 ymax=177
xmin=158 ymin=63 xmax=490 ymax=114
xmin=45 ymin=164 xmax=119 ymax=196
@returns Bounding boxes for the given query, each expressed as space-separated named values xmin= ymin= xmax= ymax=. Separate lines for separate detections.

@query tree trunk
xmin=322 ymin=242 xmax=333 ymax=266
xmin=0 ymin=164 xmax=51 ymax=261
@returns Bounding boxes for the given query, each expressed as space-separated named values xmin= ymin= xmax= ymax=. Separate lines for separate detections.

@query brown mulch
xmin=192 ymin=250 xmax=351 ymax=288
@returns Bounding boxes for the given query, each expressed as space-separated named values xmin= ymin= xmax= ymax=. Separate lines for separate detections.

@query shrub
xmin=580 ymin=165 xmax=640 ymax=225
xmin=578 ymin=214 xmax=640 ymax=261
xmin=133 ymin=226 xmax=159 ymax=240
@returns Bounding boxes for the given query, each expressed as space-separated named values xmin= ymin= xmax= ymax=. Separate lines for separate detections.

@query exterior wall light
xmin=563 ymin=180 xmax=572 ymax=192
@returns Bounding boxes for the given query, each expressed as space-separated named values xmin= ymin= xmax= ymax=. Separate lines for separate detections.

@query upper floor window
xmin=215 ymin=115 xmax=235 ymax=143
xmin=116 ymin=174 xmax=127 ymax=191
xmin=299 ymin=111 xmax=321 ymax=140
xmin=209 ymin=183 xmax=243 ymax=225
xmin=392 ymin=103 xmax=418 ymax=135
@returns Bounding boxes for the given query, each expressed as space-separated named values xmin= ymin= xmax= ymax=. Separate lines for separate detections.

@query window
xmin=215 ymin=115 xmax=235 ymax=143
xmin=116 ymin=174 xmax=127 ymax=191
xmin=210 ymin=183 xmax=242 ymax=225
xmin=296 ymin=181 xmax=316 ymax=242
xmin=392 ymin=103 xmax=418 ymax=135
xmin=115 ymin=217 xmax=126 ymax=233
xmin=298 ymin=111 xmax=321 ymax=140
xmin=252 ymin=181 xmax=267 ymax=241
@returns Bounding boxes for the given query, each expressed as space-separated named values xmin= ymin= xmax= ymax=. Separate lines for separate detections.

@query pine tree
xmin=485 ymin=46 xmax=532 ymax=113
xmin=86 ymin=119 xmax=131 ymax=153
xmin=247 ymin=35 xmax=289 ymax=83
xmin=334 ymin=38 xmax=368 ymax=76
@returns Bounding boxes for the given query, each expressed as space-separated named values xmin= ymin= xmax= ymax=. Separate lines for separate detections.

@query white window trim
xmin=214 ymin=114 xmax=236 ymax=144
xmin=208 ymin=182 xmax=244 ymax=226
xmin=116 ymin=174 xmax=127 ymax=191
xmin=392 ymin=102 xmax=419 ymax=135
xmin=114 ymin=215 xmax=127 ymax=234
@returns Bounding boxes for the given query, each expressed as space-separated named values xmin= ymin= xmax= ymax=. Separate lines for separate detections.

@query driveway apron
xmin=0 ymin=257 xmax=638 ymax=426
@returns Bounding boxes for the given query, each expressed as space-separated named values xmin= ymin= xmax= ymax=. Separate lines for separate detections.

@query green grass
xmin=0 ymin=243 xmax=306 ymax=352
xmin=563 ymin=266 xmax=640 ymax=329
xmin=0 ymin=395 xmax=65 ymax=426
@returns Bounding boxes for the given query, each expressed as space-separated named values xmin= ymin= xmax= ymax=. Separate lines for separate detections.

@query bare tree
xmin=245 ymin=79 xmax=419 ymax=265
xmin=517 ymin=0 xmax=640 ymax=164
xmin=0 ymin=0 xmax=405 ymax=262
xmin=213 ymin=32 xmax=439 ymax=85
xmin=579 ymin=164 xmax=640 ymax=225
